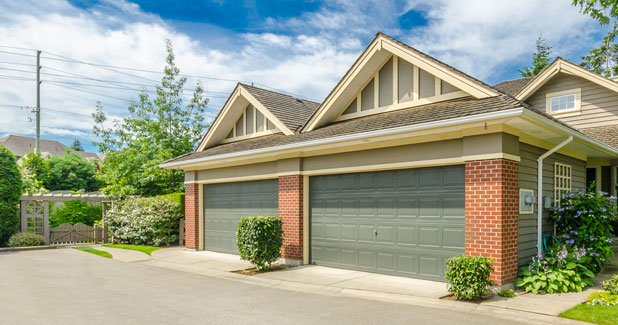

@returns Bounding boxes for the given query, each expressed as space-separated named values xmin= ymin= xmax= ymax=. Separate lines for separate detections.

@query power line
xmin=45 ymin=81 xmax=133 ymax=102
xmin=0 ymin=104 xmax=92 ymax=117
xmin=0 ymin=50 xmax=37 ymax=58
xmin=0 ymin=60 xmax=37 ymax=67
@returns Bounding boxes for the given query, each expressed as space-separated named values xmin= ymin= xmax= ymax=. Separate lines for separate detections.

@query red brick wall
xmin=465 ymin=158 xmax=519 ymax=285
xmin=278 ymin=175 xmax=303 ymax=260
xmin=184 ymin=183 xmax=200 ymax=250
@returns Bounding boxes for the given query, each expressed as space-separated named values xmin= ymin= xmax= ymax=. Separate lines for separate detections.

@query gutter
xmin=161 ymin=107 xmax=525 ymax=169
xmin=537 ymin=136 xmax=573 ymax=256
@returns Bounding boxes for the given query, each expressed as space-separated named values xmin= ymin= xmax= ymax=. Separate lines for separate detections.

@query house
xmin=161 ymin=33 xmax=618 ymax=286
xmin=0 ymin=135 xmax=99 ymax=160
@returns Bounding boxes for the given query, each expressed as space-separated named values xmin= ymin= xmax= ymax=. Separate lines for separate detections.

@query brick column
xmin=278 ymin=175 xmax=303 ymax=260
xmin=184 ymin=183 xmax=200 ymax=250
xmin=465 ymin=158 xmax=519 ymax=285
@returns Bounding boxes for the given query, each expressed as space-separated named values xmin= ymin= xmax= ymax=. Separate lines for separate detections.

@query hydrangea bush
xmin=551 ymin=185 xmax=617 ymax=272
xmin=106 ymin=196 xmax=182 ymax=246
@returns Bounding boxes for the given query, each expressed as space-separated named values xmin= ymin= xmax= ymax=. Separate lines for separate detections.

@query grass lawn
xmin=102 ymin=244 xmax=161 ymax=255
xmin=74 ymin=248 xmax=112 ymax=259
xmin=559 ymin=304 xmax=618 ymax=325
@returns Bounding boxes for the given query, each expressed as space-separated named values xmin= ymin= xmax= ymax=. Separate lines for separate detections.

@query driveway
xmin=0 ymin=248 xmax=548 ymax=325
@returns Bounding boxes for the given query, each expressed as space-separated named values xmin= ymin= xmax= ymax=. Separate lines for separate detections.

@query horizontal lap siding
xmin=518 ymin=143 xmax=586 ymax=265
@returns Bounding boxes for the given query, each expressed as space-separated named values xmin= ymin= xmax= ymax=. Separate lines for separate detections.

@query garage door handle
xmin=373 ymin=229 xmax=378 ymax=236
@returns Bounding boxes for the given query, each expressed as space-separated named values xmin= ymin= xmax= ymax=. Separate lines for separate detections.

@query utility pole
xmin=35 ymin=50 xmax=41 ymax=154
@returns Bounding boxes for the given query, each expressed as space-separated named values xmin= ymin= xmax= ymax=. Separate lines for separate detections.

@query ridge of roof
xmin=493 ymin=76 xmax=534 ymax=96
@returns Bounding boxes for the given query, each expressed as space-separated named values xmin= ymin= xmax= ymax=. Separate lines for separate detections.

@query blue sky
xmin=0 ymin=0 xmax=609 ymax=153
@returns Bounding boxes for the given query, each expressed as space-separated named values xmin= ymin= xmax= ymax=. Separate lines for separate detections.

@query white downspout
xmin=537 ymin=136 xmax=573 ymax=255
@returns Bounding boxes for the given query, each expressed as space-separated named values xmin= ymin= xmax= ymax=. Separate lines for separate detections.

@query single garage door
xmin=204 ymin=179 xmax=278 ymax=254
xmin=310 ymin=166 xmax=465 ymax=281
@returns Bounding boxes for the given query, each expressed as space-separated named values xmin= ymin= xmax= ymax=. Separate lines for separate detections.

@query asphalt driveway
xmin=0 ymin=248 xmax=557 ymax=325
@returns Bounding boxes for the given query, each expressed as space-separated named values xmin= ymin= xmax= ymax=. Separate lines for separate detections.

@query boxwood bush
xmin=7 ymin=232 xmax=46 ymax=247
xmin=106 ymin=196 xmax=182 ymax=246
xmin=0 ymin=145 xmax=23 ymax=246
xmin=236 ymin=215 xmax=283 ymax=270
xmin=445 ymin=255 xmax=494 ymax=300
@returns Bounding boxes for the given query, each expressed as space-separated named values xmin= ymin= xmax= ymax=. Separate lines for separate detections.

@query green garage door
xmin=310 ymin=166 xmax=465 ymax=281
xmin=204 ymin=179 xmax=278 ymax=254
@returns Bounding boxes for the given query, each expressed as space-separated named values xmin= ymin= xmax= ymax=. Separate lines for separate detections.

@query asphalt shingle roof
xmin=580 ymin=125 xmax=618 ymax=150
xmin=493 ymin=77 xmax=534 ymax=97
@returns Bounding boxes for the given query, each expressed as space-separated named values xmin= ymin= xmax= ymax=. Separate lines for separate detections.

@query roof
xmin=240 ymin=84 xmax=320 ymax=133
xmin=580 ymin=125 xmax=618 ymax=150
xmin=493 ymin=77 xmax=534 ymax=96
xmin=0 ymin=135 xmax=98 ymax=159
xmin=166 ymin=94 xmax=524 ymax=164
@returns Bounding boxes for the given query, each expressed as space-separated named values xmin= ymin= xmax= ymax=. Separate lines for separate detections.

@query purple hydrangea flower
xmin=566 ymin=239 xmax=575 ymax=244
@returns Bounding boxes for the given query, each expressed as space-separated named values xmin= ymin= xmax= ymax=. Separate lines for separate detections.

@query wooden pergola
xmin=20 ymin=192 xmax=111 ymax=242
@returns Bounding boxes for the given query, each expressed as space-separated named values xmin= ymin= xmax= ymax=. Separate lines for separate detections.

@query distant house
xmin=0 ymin=135 xmax=98 ymax=160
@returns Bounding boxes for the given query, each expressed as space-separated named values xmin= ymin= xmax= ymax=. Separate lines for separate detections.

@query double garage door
xmin=204 ymin=165 xmax=465 ymax=280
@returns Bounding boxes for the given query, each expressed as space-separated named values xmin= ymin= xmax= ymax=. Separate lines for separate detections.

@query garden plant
xmin=445 ymin=255 xmax=494 ymax=300
xmin=236 ymin=215 xmax=283 ymax=271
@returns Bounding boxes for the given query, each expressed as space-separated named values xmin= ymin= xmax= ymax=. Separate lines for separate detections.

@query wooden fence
xmin=49 ymin=223 xmax=105 ymax=244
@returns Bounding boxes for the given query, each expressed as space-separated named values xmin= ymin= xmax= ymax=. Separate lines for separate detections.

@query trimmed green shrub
xmin=106 ymin=196 xmax=182 ymax=246
xmin=586 ymin=291 xmax=618 ymax=306
xmin=445 ymin=255 xmax=494 ymax=300
xmin=236 ymin=215 xmax=283 ymax=270
xmin=7 ymin=232 xmax=46 ymax=247
xmin=497 ymin=289 xmax=516 ymax=298
xmin=551 ymin=184 xmax=617 ymax=273
xmin=49 ymin=200 xmax=102 ymax=227
xmin=155 ymin=192 xmax=185 ymax=214
xmin=603 ymin=274 xmax=618 ymax=294
xmin=0 ymin=145 xmax=23 ymax=246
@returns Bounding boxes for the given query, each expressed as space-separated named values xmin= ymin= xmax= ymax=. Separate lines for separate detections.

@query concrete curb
xmin=0 ymin=245 xmax=58 ymax=252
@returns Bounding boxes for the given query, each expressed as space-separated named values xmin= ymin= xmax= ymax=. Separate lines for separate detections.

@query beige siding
xmin=526 ymin=72 xmax=618 ymax=129
xmin=518 ymin=143 xmax=586 ymax=265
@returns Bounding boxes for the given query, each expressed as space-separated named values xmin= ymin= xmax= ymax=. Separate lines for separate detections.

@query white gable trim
xmin=516 ymin=59 xmax=618 ymax=101
xmin=303 ymin=34 xmax=499 ymax=132
xmin=196 ymin=84 xmax=293 ymax=151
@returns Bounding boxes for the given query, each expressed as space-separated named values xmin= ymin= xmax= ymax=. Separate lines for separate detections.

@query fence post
xmin=102 ymin=202 xmax=109 ymax=244
xmin=43 ymin=201 xmax=50 ymax=243
xmin=179 ymin=218 xmax=185 ymax=247
xmin=20 ymin=200 xmax=27 ymax=233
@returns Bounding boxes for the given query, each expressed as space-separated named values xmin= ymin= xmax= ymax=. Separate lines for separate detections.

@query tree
xmin=44 ymin=149 xmax=100 ymax=192
xmin=519 ymin=35 xmax=553 ymax=77
xmin=19 ymin=151 xmax=48 ymax=193
xmin=0 ymin=145 xmax=23 ymax=246
xmin=92 ymin=40 xmax=209 ymax=198
xmin=572 ymin=0 xmax=618 ymax=25
xmin=70 ymin=139 xmax=84 ymax=151
xmin=573 ymin=0 xmax=618 ymax=76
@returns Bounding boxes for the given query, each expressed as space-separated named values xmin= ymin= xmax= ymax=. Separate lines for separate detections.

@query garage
xmin=310 ymin=166 xmax=465 ymax=281
xmin=204 ymin=179 xmax=278 ymax=254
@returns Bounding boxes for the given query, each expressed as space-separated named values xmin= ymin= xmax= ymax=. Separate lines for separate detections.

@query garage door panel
xmin=311 ymin=165 xmax=464 ymax=281
xmin=204 ymin=179 xmax=278 ymax=254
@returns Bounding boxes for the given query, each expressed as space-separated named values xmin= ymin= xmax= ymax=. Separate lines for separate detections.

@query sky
xmin=0 ymin=0 xmax=610 ymax=153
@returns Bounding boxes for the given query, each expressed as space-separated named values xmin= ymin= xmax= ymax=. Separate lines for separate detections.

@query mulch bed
xmin=231 ymin=264 xmax=294 ymax=276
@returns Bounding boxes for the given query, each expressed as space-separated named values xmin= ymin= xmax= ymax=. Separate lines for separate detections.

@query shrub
xmin=586 ymin=291 xmax=618 ymax=306
xmin=603 ymin=274 xmax=618 ymax=294
xmin=497 ymin=289 xmax=516 ymax=298
xmin=49 ymin=200 xmax=102 ymax=227
xmin=236 ymin=215 xmax=283 ymax=271
xmin=0 ymin=145 xmax=23 ymax=246
xmin=7 ymin=232 xmax=46 ymax=247
xmin=445 ymin=255 xmax=494 ymax=300
xmin=106 ymin=196 xmax=182 ymax=246
xmin=516 ymin=244 xmax=595 ymax=294
xmin=551 ymin=184 xmax=617 ymax=273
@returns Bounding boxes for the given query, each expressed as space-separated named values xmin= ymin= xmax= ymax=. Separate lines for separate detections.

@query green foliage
xmin=156 ymin=192 xmax=185 ymax=213
xmin=0 ymin=145 xmax=23 ymax=246
xmin=7 ymin=232 xmax=46 ymax=247
xmin=106 ymin=196 xmax=183 ymax=246
xmin=236 ymin=215 xmax=283 ymax=271
xmin=49 ymin=200 xmax=102 ymax=227
xmin=603 ymin=274 xmax=618 ymax=294
xmin=75 ymin=247 xmax=112 ymax=258
xmin=70 ymin=139 xmax=84 ymax=152
xmin=581 ymin=23 xmax=618 ymax=77
xmin=44 ymin=149 xmax=100 ymax=192
xmin=102 ymin=244 xmax=161 ymax=256
xmin=444 ymin=255 xmax=494 ymax=300
xmin=92 ymin=40 xmax=209 ymax=198
xmin=19 ymin=151 xmax=48 ymax=193
xmin=551 ymin=185 xmax=617 ymax=272
xmin=497 ymin=289 xmax=516 ymax=298
xmin=516 ymin=244 xmax=595 ymax=294
xmin=573 ymin=0 xmax=618 ymax=25
xmin=586 ymin=291 xmax=618 ymax=306
xmin=519 ymin=35 xmax=553 ymax=77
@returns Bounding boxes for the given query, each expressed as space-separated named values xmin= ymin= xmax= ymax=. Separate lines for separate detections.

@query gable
xmin=303 ymin=33 xmax=499 ymax=132
xmin=333 ymin=54 xmax=467 ymax=121
xmin=223 ymin=103 xmax=280 ymax=143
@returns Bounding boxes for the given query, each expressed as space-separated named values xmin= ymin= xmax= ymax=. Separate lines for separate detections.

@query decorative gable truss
xmin=223 ymin=103 xmax=279 ymax=143
xmin=335 ymin=55 xmax=467 ymax=121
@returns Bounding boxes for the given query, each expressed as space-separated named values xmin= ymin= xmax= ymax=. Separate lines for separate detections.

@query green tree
xmin=19 ymin=151 xmax=48 ymax=193
xmin=92 ymin=40 xmax=209 ymax=198
xmin=572 ymin=0 xmax=618 ymax=25
xmin=519 ymin=35 xmax=553 ymax=77
xmin=70 ymin=139 xmax=84 ymax=151
xmin=44 ymin=149 xmax=100 ymax=192
xmin=581 ymin=23 xmax=618 ymax=77
xmin=0 ymin=145 xmax=23 ymax=246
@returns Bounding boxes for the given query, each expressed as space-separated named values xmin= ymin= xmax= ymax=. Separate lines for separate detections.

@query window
xmin=554 ymin=163 xmax=572 ymax=205
xmin=546 ymin=89 xmax=580 ymax=114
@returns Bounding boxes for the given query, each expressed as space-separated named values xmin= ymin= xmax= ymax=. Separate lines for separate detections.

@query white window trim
xmin=224 ymin=104 xmax=280 ymax=143
xmin=554 ymin=162 xmax=572 ymax=205
xmin=545 ymin=88 xmax=581 ymax=116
